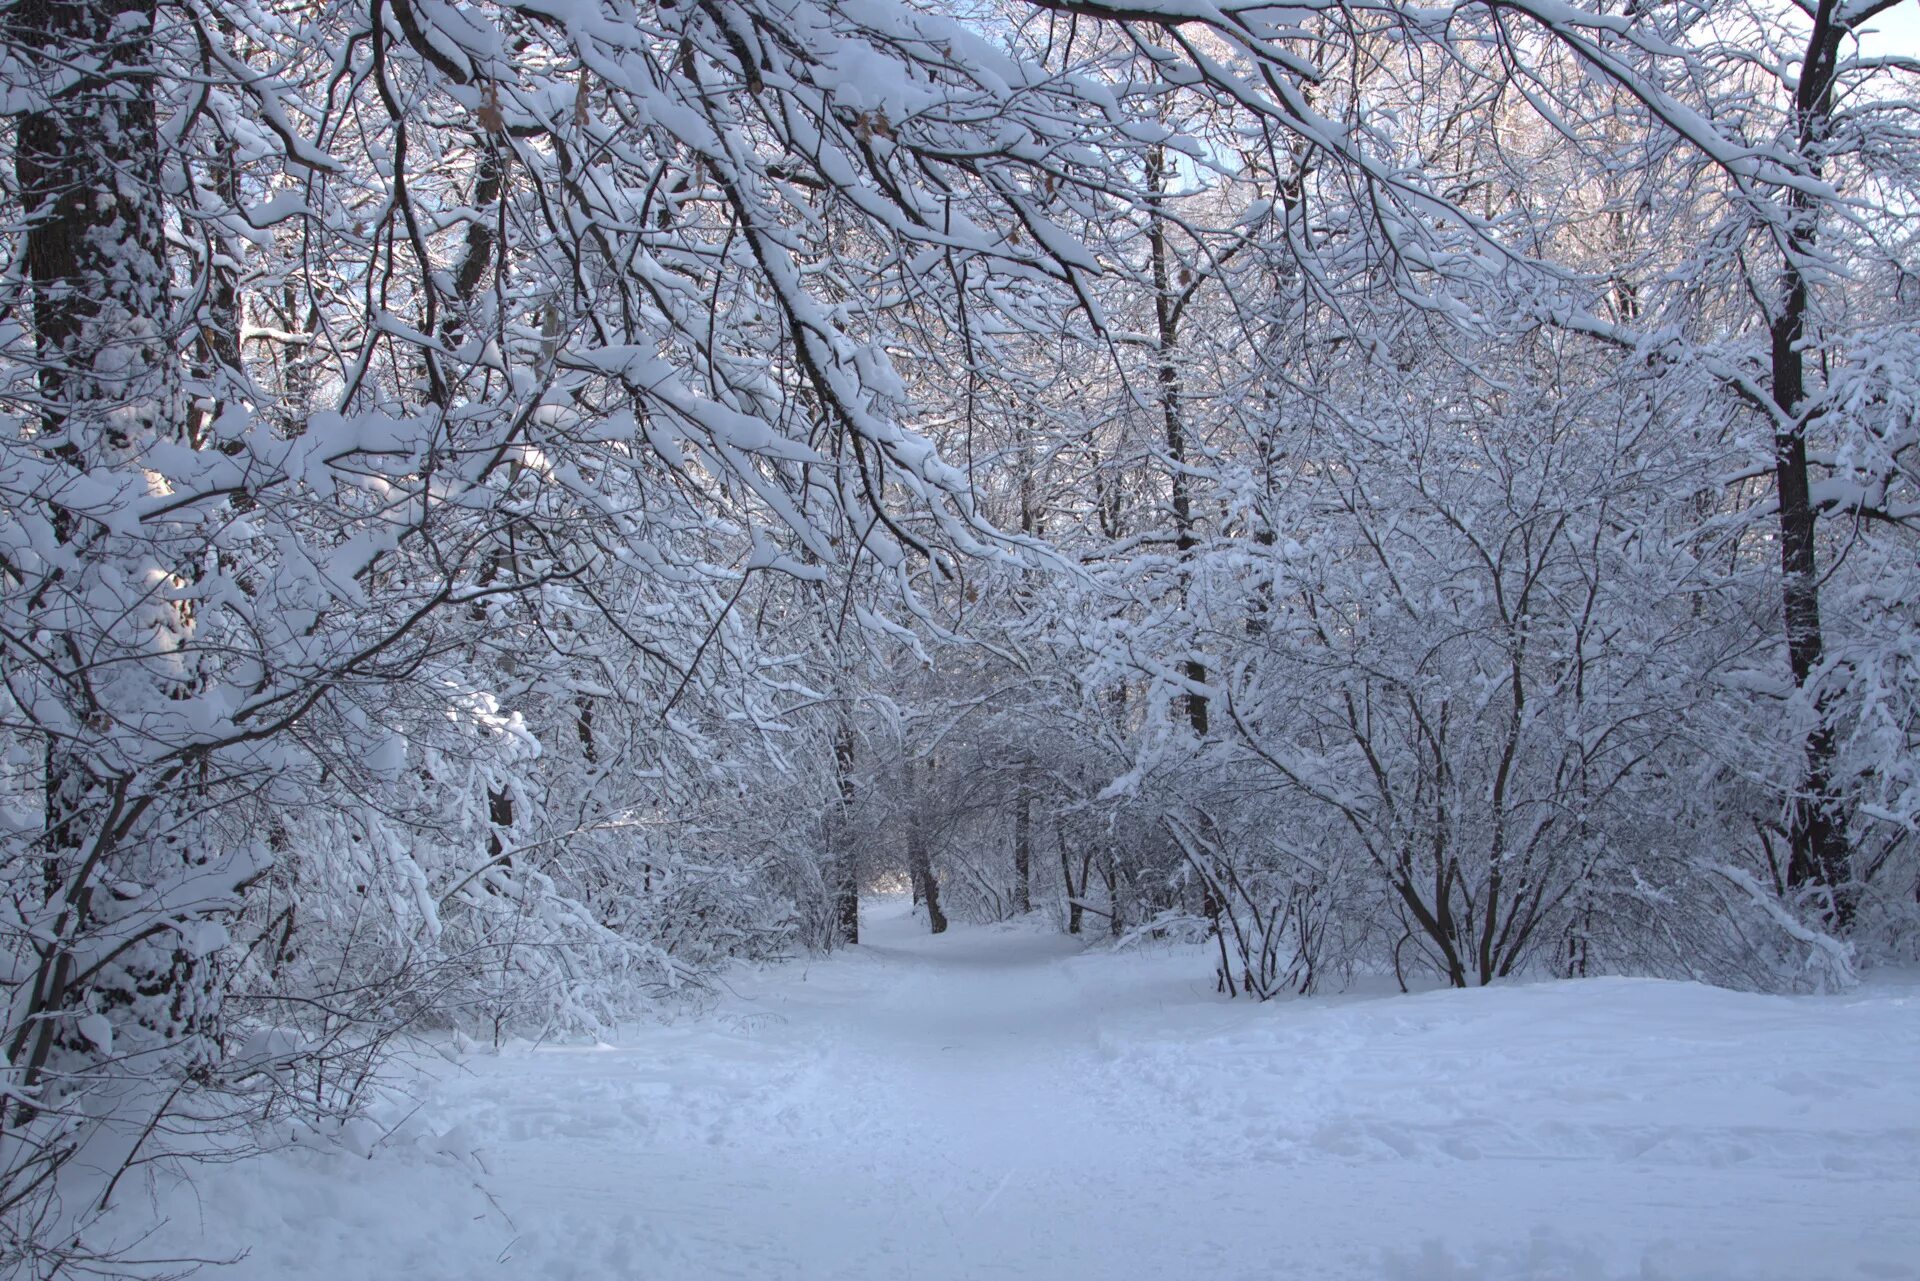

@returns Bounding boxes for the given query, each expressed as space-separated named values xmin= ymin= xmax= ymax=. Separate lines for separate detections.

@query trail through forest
xmin=137 ymin=900 xmax=1919 ymax=1280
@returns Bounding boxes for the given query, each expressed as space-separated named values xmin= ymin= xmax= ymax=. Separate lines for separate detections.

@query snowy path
xmin=143 ymin=901 xmax=1919 ymax=1280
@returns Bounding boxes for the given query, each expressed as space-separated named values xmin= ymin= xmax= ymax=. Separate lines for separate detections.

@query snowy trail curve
xmin=145 ymin=901 xmax=1920 ymax=1281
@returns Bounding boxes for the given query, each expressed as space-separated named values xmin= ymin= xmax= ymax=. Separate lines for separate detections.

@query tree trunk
xmin=1147 ymin=143 xmax=1207 ymax=736
xmin=906 ymin=758 xmax=946 ymax=933
xmin=1057 ymin=830 xmax=1082 ymax=934
xmin=185 ymin=11 xmax=248 ymax=456
xmin=12 ymin=0 xmax=185 ymax=1099
xmin=487 ymin=787 xmax=514 ymax=862
xmin=1013 ymin=774 xmax=1033 ymax=914
xmin=833 ymin=721 xmax=859 ymax=945
xmin=1771 ymin=1 xmax=1852 ymax=926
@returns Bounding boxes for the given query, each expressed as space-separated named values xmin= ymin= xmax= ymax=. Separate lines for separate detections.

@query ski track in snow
xmin=133 ymin=899 xmax=1920 ymax=1280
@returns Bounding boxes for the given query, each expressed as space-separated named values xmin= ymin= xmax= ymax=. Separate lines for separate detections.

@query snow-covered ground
xmin=121 ymin=899 xmax=1918 ymax=1280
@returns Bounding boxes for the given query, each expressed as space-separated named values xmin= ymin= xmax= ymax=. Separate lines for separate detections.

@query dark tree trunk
xmin=575 ymin=694 xmax=598 ymax=766
xmin=906 ymin=758 xmax=946 ymax=934
xmin=12 ymin=0 xmax=183 ymax=1099
xmin=1013 ymin=776 xmax=1033 ymax=914
xmin=15 ymin=0 xmax=175 ymax=446
xmin=188 ymin=13 xmax=244 ymax=452
xmin=487 ymin=788 xmax=514 ymax=861
xmin=833 ymin=721 xmax=859 ymax=945
xmin=1013 ymin=467 xmax=1039 ymax=919
xmin=1147 ymin=144 xmax=1207 ymax=736
xmin=1057 ymin=830 xmax=1082 ymax=934
xmin=1772 ymin=1 xmax=1852 ymax=926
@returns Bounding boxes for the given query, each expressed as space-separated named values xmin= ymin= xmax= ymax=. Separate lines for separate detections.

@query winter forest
xmin=0 ymin=0 xmax=1917 ymax=1270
